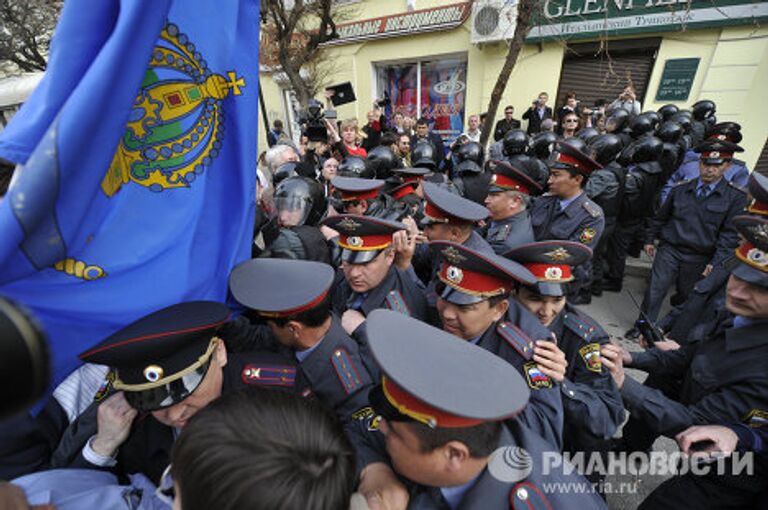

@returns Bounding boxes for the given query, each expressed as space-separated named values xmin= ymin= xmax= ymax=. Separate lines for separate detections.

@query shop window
xmin=376 ymin=56 xmax=467 ymax=143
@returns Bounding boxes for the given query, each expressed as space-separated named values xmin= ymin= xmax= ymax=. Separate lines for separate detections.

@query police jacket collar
xmin=725 ymin=320 xmax=768 ymax=353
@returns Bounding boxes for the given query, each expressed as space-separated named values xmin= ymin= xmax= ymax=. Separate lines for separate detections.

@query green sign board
xmin=655 ymin=58 xmax=699 ymax=101
xmin=527 ymin=0 xmax=768 ymax=42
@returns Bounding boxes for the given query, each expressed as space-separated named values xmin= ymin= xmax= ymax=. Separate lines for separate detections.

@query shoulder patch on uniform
xmin=563 ymin=312 xmax=597 ymax=342
xmin=497 ymin=321 xmax=535 ymax=361
xmin=241 ymin=364 xmax=296 ymax=387
xmin=579 ymin=343 xmax=603 ymax=373
xmin=744 ymin=409 xmax=768 ymax=428
xmin=579 ymin=227 xmax=597 ymax=244
xmin=523 ymin=361 xmax=553 ymax=389
xmin=351 ymin=406 xmax=382 ymax=431
xmin=385 ymin=290 xmax=411 ymax=316
xmin=582 ymin=200 xmax=602 ymax=218
xmin=510 ymin=481 xmax=554 ymax=510
xmin=496 ymin=223 xmax=512 ymax=241
xmin=93 ymin=370 xmax=116 ymax=403
xmin=331 ymin=348 xmax=364 ymax=395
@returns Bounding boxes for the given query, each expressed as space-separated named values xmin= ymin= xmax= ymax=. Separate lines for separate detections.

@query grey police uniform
xmin=639 ymin=177 xmax=747 ymax=322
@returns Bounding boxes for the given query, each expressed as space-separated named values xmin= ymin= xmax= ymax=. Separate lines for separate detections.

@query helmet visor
xmin=274 ymin=195 xmax=311 ymax=227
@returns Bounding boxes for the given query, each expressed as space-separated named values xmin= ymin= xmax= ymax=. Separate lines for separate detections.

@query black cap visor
xmin=122 ymin=358 xmax=212 ymax=412
xmin=341 ymin=248 xmax=383 ymax=265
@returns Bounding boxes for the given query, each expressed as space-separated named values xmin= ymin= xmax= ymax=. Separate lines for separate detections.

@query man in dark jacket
xmin=522 ymin=92 xmax=553 ymax=135
xmin=493 ymin=105 xmax=521 ymax=141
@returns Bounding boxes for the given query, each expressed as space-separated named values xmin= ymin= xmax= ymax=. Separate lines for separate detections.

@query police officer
xmin=429 ymin=241 xmax=566 ymax=449
xmin=659 ymin=121 xmax=750 ymax=204
xmin=585 ymin=134 xmax=625 ymax=296
xmin=321 ymin=214 xmax=429 ymax=333
xmin=530 ymin=141 xmax=605 ymax=304
xmin=329 ymin=176 xmax=388 ymax=217
xmin=657 ymin=171 xmax=768 ymax=343
xmin=227 ymin=258 xmax=375 ymax=413
xmin=4 ymin=302 xmax=300 ymax=484
xmin=507 ymin=241 xmax=625 ymax=492
xmin=349 ymin=310 xmax=607 ymax=509
xmin=480 ymin=160 xmax=541 ymax=255
xmin=627 ymin=139 xmax=748 ymax=336
xmin=601 ymin=214 xmax=768 ymax=466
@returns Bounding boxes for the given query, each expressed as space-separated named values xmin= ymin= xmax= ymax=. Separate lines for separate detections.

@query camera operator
xmin=522 ymin=91 xmax=553 ymax=135
xmin=609 ymin=85 xmax=642 ymax=116
xmin=362 ymin=95 xmax=390 ymax=152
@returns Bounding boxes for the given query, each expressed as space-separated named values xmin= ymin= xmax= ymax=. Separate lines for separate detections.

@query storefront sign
xmin=323 ymin=2 xmax=471 ymax=46
xmin=528 ymin=0 xmax=768 ymax=42
xmin=655 ymin=58 xmax=699 ymax=101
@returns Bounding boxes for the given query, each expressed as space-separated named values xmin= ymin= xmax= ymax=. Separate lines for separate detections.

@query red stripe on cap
xmin=736 ymin=242 xmax=768 ymax=273
xmin=701 ymin=151 xmax=733 ymax=160
xmin=491 ymin=173 xmax=531 ymax=194
xmin=438 ymin=262 xmax=511 ymax=296
xmin=258 ymin=289 xmax=330 ymax=318
xmin=340 ymin=189 xmax=379 ymax=202
xmin=525 ymin=263 xmax=573 ymax=282
xmin=747 ymin=200 xmax=768 ymax=217
xmin=383 ymin=376 xmax=485 ymax=428
xmin=555 ymin=153 xmax=587 ymax=173
xmin=392 ymin=184 xmax=417 ymax=200
xmin=424 ymin=201 xmax=466 ymax=224
xmin=79 ymin=314 xmax=231 ymax=360
xmin=402 ymin=175 xmax=424 ymax=183
xmin=339 ymin=233 xmax=392 ymax=251
xmin=709 ymin=134 xmax=736 ymax=143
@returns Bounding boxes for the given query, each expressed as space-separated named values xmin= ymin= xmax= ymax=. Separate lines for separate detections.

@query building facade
xmin=259 ymin=0 xmax=768 ymax=171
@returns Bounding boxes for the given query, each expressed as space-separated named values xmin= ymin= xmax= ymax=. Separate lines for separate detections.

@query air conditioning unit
xmin=470 ymin=0 xmax=518 ymax=44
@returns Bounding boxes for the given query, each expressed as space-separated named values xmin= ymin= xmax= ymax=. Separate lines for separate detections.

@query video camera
xmin=299 ymin=99 xmax=337 ymax=143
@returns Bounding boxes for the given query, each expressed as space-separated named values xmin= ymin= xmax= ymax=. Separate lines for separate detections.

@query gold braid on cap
xmin=112 ymin=337 xmax=220 ymax=392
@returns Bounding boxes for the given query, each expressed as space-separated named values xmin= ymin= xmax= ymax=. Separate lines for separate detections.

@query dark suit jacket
xmin=522 ymin=105 xmax=553 ymax=135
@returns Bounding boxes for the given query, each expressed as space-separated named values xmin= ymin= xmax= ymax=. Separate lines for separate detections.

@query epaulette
xmin=563 ymin=311 xmax=598 ymax=343
xmin=510 ymin=482 xmax=552 ymax=510
xmin=582 ymin=199 xmax=602 ymax=218
xmin=385 ymin=290 xmax=411 ymax=316
xmin=331 ymin=348 xmax=364 ymax=395
xmin=497 ymin=321 xmax=534 ymax=361
xmin=727 ymin=180 xmax=747 ymax=193
xmin=241 ymin=364 xmax=296 ymax=387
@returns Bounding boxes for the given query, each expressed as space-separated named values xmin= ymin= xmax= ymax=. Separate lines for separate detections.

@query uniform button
xmin=517 ymin=487 xmax=529 ymax=501
xmin=569 ymin=390 xmax=575 ymax=397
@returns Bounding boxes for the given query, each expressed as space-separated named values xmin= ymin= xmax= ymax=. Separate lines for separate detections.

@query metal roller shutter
xmin=754 ymin=137 xmax=768 ymax=177
xmin=556 ymin=39 xmax=661 ymax=112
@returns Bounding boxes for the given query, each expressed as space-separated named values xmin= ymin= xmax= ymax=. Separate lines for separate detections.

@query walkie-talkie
xmin=626 ymin=291 xmax=664 ymax=348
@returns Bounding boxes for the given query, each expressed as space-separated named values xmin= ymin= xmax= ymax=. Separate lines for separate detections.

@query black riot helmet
xmin=629 ymin=114 xmax=655 ymax=139
xmin=641 ymin=111 xmax=661 ymax=128
xmin=656 ymin=121 xmax=683 ymax=144
xmin=576 ymin=127 xmax=600 ymax=144
xmin=273 ymin=161 xmax=299 ymax=186
xmin=502 ymin=129 xmax=529 ymax=156
xmin=692 ymin=100 xmax=716 ymax=121
xmin=338 ymin=156 xmax=374 ymax=179
xmin=629 ymin=136 xmax=664 ymax=164
xmin=587 ymin=134 xmax=623 ymax=166
xmin=273 ymin=176 xmax=327 ymax=227
xmin=657 ymin=104 xmax=679 ymax=122
xmin=562 ymin=137 xmax=587 ymax=153
xmin=457 ymin=141 xmax=484 ymax=164
xmin=411 ymin=141 xmax=437 ymax=170
xmin=670 ymin=111 xmax=692 ymax=133
xmin=605 ymin=108 xmax=630 ymax=134
xmin=365 ymin=146 xmax=400 ymax=180
xmin=530 ymin=131 xmax=558 ymax=160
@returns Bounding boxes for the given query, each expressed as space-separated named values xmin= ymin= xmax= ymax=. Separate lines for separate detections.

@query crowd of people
xmin=2 ymin=89 xmax=767 ymax=510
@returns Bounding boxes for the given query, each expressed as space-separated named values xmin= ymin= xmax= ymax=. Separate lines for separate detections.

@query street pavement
xmin=581 ymin=260 xmax=678 ymax=509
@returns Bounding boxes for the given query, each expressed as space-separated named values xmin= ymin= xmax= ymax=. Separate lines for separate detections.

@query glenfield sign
xmin=323 ymin=2 xmax=471 ymax=46
xmin=527 ymin=0 xmax=768 ymax=42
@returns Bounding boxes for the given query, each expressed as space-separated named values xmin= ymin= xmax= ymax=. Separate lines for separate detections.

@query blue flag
xmin=0 ymin=0 xmax=260 ymax=391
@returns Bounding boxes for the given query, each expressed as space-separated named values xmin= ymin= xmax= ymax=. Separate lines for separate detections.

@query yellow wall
xmin=260 ymin=1 xmax=768 ymax=167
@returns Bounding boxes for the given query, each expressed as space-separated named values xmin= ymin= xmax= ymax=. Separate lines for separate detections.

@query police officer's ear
xmin=490 ymin=298 xmax=509 ymax=322
xmin=213 ymin=338 xmax=228 ymax=368
xmin=573 ymin=173 xmax=585 ymax=187
xmin=443 ymin=440 xmax=472 ymax=471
